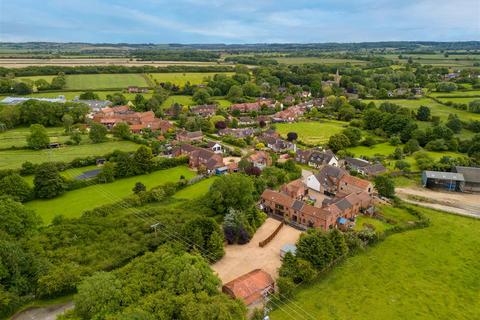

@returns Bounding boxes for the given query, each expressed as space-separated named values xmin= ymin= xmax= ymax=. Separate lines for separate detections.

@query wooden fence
xmin=258 ymin=221 xmax=284 ymax=247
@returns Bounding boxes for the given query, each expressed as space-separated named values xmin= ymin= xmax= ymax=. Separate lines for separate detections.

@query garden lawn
xmin=353 ymin=216 xmax=390 ymax=232
xmin=276 ymin=120 xmax=349 ymax=145
xmin=161 ymin=95 xmax=194 ymax=107
xmin=271 ymin=206 xmax=480 ymax=320
xmin=148 ymin=72 xmax=234 ymax=86
xmin=173 ymin=177 xmax=217 ymax=200
xmin=25 ymin=166 xmax=195 ymax=223
xmin=0 ymin=127 xmax=80 ymax=149
xmin=0 ymin=140 xmax=140 ymax=169
xmin=64 ymin=74 xmax=148 ymax=90
xmin=362 ymin=98 xmax=480 ymax=122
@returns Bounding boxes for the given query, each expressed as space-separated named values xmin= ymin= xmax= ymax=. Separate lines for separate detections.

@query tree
xmin=446 ymin=114 xmax=463 ymax=133
xmin=112 ymin=122 xmax=131 ymax=139
xmin=33 ymin=162 xmax=65 ymax=199
xmin=132 ymin=182 xmax=146 ymax=194
xmin=416 ymin=106 xmax=431 ymax=121
xmin=286 ymin=132 xmax=298 ymax=142
xmin=328 ymin=229 xmax=348 ymax=260
xmin=14 ymin=82 xmax=32 ymax=95
xmin=79 ymin=91 xmax=99 ymax=100
xmin=296 ymin=229 xmax=335 ymax=270
xmin=403 ymin=139 xmax=420 ymax=154
xmin=97 ymin=162 xmax=115 ymax=183
xmin=70 ymin=130 xmax=82 ymax=145
xmin=242 ymin=82 xmax=261 ymax=97
xmin=62 ymin=114 xmax=74 ymax=133
xmin=342 ymin=127 xmax=362 ymax=147
xmin=205 ymin=174 xmax=255 ymax=214
xmin=0 ymin=174 xmax=32 ymax=202
xmin=227 ymin=85 xmax=243 ymax=101
xmin=276 ymin=276 xmax=295 ymax=299
xmin=192 ymin=89 xmax=211 ymax=105
xmin=133 ymin=146 xmax=154 ymax=174
xmin=395 ymin=160 xmax=411 ymax=171
xmin=89 ymin=123 xmax=108 ymax=143
xmin=182 ymin=217 xmax=225 ymax=262
xmin=0 ymin=197 xmax=40 ymax=238
xmin=374 ymin=175 xmax=395 ymax=198
xmin=26 ymin=124 xmax=50 ymax=149
xmin=328 ymin=133 xmax=351 ymax=152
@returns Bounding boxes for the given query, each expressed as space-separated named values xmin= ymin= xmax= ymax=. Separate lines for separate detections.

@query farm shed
xmin=280 ymin=244 xmax=297 ymax=258
xmin=452 ymin=166 xmax=480 ymax=192
xmin=422 ymin=171 xmax=464 ymax=192
xmin=222 ymin=269 xmax=274 ymax=306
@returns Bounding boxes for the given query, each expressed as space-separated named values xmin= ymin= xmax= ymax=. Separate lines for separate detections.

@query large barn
xmin=422 ymin=171 xmax=465 ymax=191
xmin=452 ymin=166 xmax=480 ymax=192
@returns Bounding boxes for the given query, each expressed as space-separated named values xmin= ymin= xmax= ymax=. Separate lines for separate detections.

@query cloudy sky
xmin=0 ymin=0 xmax=479 ymax=43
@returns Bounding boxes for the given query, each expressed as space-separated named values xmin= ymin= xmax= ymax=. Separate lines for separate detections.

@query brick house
xmin=176 ymin=130 xmax=203 ymax=142
xmin=175 ymin=144 xmax=223 ymax=173
xmin=296 ymin=149 xmax=338 ymax=168
xmin=190 ymin=104 xmax=218 ymax=117
xmin=247 ymin=151 xmax=272 ymax=169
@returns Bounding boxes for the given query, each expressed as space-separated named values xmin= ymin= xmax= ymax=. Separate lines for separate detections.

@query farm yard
xmin=25 ymin=166 xmax=195 ymax=223
xmin=270 ymin=207 xmax=480 ymax=320
xmin=0 ymin=140 xmax=139 ymax=169
xmin=276 ymin=120 xmax=349 ymax=145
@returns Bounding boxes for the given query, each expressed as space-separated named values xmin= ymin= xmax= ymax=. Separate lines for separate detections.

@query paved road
xmin=11 ymin=302 xmax=74 ymax=320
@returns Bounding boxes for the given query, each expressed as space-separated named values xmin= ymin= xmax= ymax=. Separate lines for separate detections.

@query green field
xmin=430 ymin=90 xmax=480 ymax=98
xmin=0 ymin=90 xmax=153 ymax=102
xmin=432 ymin=97 xmax=480 ymax=105
xmin=64 ymin=74 xmax=148 ymax=90
xmin=17 ymin=75 xmax=57 ymax=83
xmin=22 ymin=165 xmax=99 ymax=186
xmin=276 ymin=120 xmax=350 ymax=145
xmin=25 ymin=166 xmax=195 ymax=223
xmin=0 ymin=140 xmax=140 ymax=169
xmin=161 ymin=95 xmax=194 ymax=107
xmin=173 ymin=177 xmax=216 ymax=200
xmin=363 ymin=98 xmax=480 ymax=122
xmin=0 ymin=127 xmax=81 ymax=149
xmin=274 ymin=57 xmax=367 ymax=65
xmin=271 ymin=207 xmax=480 ymax=320
xmin=148 ymin=72 xmax=234 ymax=86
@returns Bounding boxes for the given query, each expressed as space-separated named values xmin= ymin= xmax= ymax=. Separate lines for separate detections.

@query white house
xmin=207 ymin=141 xmax=223 ymax=154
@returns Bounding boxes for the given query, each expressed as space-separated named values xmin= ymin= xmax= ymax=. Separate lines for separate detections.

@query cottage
xmin=238 ymin=116 xmax=255 ymax=126
xmin=345 ymin=157 xmax=386 ymax=176
xmin=295 ymin=149 xmax=338 ymax=168
xmin=207 ymin=141 xmax=223 ymax=154
xmin=262 ymin=136 xmax=295 ymax=153
xmin=247 ymin=151 xmax=272 ymax=169
xmin=222 ymin=269 xmax=274 ymax=306
xmin=338 ymin=175 xmax=374 ymax=195
xmin=218 ymin=128 xmax=254 ymax=138
xmin=190 ymin=104 xmax=218 ymax=117
xmin=175 ymin=144 xmax=223 ymax=173
xmin=305 ymin=165 xmax=348 ymax=195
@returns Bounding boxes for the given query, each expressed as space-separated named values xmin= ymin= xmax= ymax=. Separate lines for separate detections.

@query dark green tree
xmin=89 ymin=123 xmax=108 ymax=143
xmin=374 ymin=175 xmax=395 ymax=198
xmin=33 ymin=162 xmax=65 ymax=199
xmin=0 ymin=174 xmax=32 ymax=202
xmin=27 ymin=124 xmax=50 ymax=149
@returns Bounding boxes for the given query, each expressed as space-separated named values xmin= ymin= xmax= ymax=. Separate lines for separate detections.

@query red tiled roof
xmin=261 ymin=189 xmax=294 ymax=208
xmin=222 ymin=269 xmax=274 ymax=305
xmin=339 ymin=175 xmax=372 ymax=190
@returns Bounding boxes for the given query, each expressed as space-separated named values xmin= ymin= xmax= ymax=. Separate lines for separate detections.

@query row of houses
xmin=229 ymin=99 xmax=275 ymax=113
xmin=260 ymin=165 xmax=374 ymax=230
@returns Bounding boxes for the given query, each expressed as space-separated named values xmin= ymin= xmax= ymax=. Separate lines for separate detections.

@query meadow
xmin=161 ymin=95 xmax=194 ymax=107
xmin=271 ymin=207 xmax=480 ymax=320
xmin=0 ymin=126 xmax=77 ymax=149
xmin=363 ymin=98 xmax=480 ymax=122
xmin=0 ymin=140 xmax=140 ymax=169
xmin=0 ymin=90 xmax=152 ymax=101
xmin=275 ymin=120 xmax=350 ymax=145
xmin=25 ymin=166 xmax=195 ymax=223
xmin=148 ymin=72 xmax=234 ymax=86
xmin=22 ymin=165 xmax=99 ymax=186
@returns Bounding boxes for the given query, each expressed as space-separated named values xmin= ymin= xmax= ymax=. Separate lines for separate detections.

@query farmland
xmin=276 ymin=120 xmax=349 ymax=144
xmin=148 ymin=72 xmax=234 ymax=86
xmin=0 ymin=140 xmax=139 ymax=169
xmin=274 ymin=57 xmax=367 ymax=65
xmin=363 ymin=98 xmax=480 ymax=122
xmin=25 ymin=166 xmax=195 ymax=223
xmin=271 ymin=207 xmax=480 ymax=320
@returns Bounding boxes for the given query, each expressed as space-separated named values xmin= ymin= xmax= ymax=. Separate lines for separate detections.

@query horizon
xmin=1 ymin=0 xmax=479 ymax=43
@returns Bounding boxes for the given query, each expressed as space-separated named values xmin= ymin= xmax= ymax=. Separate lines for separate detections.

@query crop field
xmin=274 ymin=57 xmax=367 ymax=65
xmin=25 ymin=166 xmax=195 ymax=223
xmin=363 ymin=98 xmax=480 ymax=122
xmin=65 ymin=73 xmax=148 ymax=90
xmin=271 ymin=207 xmax=480 ymax=320
xmin=0 ymin=140 xmax=140 ymax=169
xmin=0 ymin=126 xmax=80 ymax=149
xmin=148 ymin=72 xmax=234 ymax=86
xmin=276 ymin=120 xmax=350 ymax=145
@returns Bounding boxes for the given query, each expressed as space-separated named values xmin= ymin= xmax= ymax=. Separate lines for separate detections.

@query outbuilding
xmin=452 ymin=166 xmax=480 ymax=192
xmin=222 ymin=269 xmax=274 ymax=306
xmin=422 ymin=171 xmax=465 ymax=191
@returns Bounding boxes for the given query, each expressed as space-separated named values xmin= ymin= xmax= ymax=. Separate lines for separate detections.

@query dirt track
xmin=396 ymin=187 xmax=480 ymax=218
xmin=212 ymin=218 xmax=302 ymax=284
xmin=11 ymin=302 xmax=74 ymax=320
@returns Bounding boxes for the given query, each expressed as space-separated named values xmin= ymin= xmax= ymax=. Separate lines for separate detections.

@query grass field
xmin=274 ymin=57 xmax=367 ymax=65
xmin=25 ymin=166 xmax=195 ymax=223
xmin=363 ymin=98 xmax=480 ymax=122
xmin=161 ymin=95 xmax=194 ymax=107
xmin=17 ymin=74 xmax=148 ymax=90
xmin=0 ymin=140 xmax=140 ymax=169
xmin=276 ymin=120 xmax=350 ymax=145
xmin=0 ymin=90 xmax=153 ymax=101
xmin=430 ymin=90 xmax=480 ymax=98
xmin=271 ymin=206 xmax=480 ymax=320
xmin=0 ymin=127 xmax=81 ymax=149
xmin=173 ymin=177 xmax=216 ymax=200
xmin=148 ymin=72 xmax=234 ymax=86
xmin=432 ymin=97 xmax=480 ymax=105
xmin=22 ymin=165 xmax=99 ymax=186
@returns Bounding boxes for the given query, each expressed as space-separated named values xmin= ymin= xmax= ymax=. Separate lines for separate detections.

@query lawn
xmin=270 ymin=206 xmax=480 ymax=320
xmin=22 ymin=165 xmax=99 ymax=186
xmin=353 ymin=216 xmax=390 ymax=232
xmin=276 ymin=120 xmax=350 ymax=145
xmin=0 ymin=127 xmax=80 ymax=149
xmin=148 ymin=72 xmax=234 ymax=86
xmin=25 ymin=166 xmax=195 ymax=223
xmin=362 ymin=98 xmax=480 ymax=122
xmin=173 ymin=177 xmax=216 ymax=200
xmin=64 ymin=74 xmax=148 ymax=90
xmin=161 ymin=95 xmax=194 ymax=107
xmin=0 ymin=140 xmax=140 ymax=169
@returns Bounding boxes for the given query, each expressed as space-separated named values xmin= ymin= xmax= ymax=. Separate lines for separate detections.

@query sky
xmin=0 ymin=0 xmax=479 ymax=43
